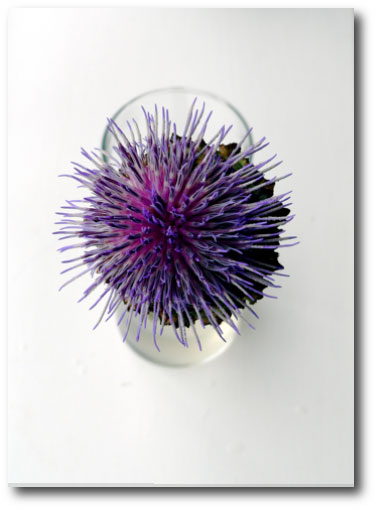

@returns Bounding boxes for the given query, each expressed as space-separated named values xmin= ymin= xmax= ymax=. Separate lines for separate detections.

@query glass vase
xmin=102 ymin=87 xmax=251 ymax=367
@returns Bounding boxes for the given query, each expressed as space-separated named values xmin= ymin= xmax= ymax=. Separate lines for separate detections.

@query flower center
xmin=160 ymin=209 xmax=186 ymax=247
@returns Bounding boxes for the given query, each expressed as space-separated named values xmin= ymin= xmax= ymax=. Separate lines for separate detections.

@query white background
xmin=1 ymin=0 xmax=372 ymax=505
xmin=7 ymin=8 xmax=354 ymax=487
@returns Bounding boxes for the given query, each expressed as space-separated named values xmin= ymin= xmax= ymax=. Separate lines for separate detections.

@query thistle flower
xmin=55 ymin=100 xmax=296 ymax=350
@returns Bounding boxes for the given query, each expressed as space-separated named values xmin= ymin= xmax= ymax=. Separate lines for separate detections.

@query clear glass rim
xmin=101 ymin=86 xmax=252 ymax=153
xmin=119 ymin=310 xmax=237 ymax=369
xmin=124 ymin=334 xmax=235 ymax=369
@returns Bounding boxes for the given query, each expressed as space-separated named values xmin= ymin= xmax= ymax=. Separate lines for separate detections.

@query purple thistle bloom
xmin=55 ymin=100 xmax=297 ymax=350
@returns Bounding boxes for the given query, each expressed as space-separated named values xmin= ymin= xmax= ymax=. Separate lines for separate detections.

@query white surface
xmin=8 ymin=8 xmax=353 ymax=486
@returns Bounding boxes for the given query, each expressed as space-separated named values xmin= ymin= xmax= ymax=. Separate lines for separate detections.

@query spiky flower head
xmin=55 ymin=100 xmax=296 ymax=350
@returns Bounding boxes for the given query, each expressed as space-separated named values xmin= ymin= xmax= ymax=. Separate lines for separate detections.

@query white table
xmin=8 ymin=8 xmax=354 ymax=486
